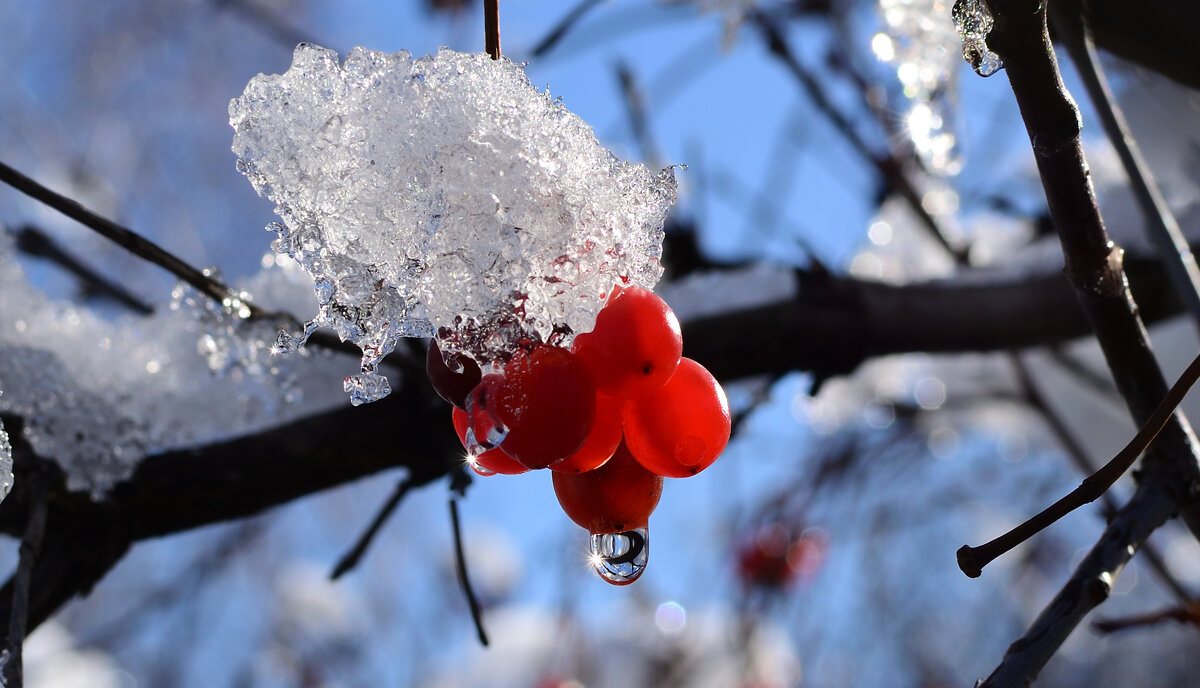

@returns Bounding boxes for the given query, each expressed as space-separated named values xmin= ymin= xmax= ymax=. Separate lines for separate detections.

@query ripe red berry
xmin=426 ymin=339 xmax=482 ymax=409
xmin=549 ymin=393 xmax=624 ymax=474
xmin=492 ymin=344 xmax=597 ymax=470
xmin=623 ymin=357 xmax=731 ymax=478
xmin=571 ymin=286 xmax=683 ymax=398
xmin=552 ymin=441 xmax=663 ymax=533
xmin=451 ymin=405 xmax=528 ymax=475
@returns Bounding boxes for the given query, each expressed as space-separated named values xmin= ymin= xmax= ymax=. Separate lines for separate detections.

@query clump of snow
xmin=230 ymin=45 xmax=677 ymax=404
xmin=0 ymin=231 xmax=351 ymax=496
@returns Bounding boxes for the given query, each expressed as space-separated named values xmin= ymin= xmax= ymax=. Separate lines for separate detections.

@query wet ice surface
xmin=952 ymin=0 xmax=1003 ymax=77
xmin=0 ymin=234 xmax=349 ymax=496
xmin=230 ymin=45 xmax=677 ymax=404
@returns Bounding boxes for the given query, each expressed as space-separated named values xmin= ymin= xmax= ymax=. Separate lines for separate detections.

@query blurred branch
xmin=330 ymin=476 xmax=415 ymax=579
xmin=969 ymin=1 xmax=1200 ymax=683
xmin=1092 ymin=601 xmax=1200 ymax=634
xmin=530 ymin=0 xmax=601 ymax=58
xmin=1060 ymin=0 xmax=1200 ymax=91
xmin=615 ymin=61 xmax=661 ymax=171
xmin=681 ymin=252 xmax=1181 ymax=381
xmin=12 ymin=225 xmax=154 ymax=315
xmin=1053 ymin=8 xmax=1200 ymax=336
xmin=753 ymin=13 xmax=968 ymax=263
xmin=214 ymin=0 xmax=322 ymax=48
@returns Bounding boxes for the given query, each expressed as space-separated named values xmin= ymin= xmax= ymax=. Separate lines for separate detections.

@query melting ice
xmin=231 ymin=45 xmax=677 ymax=404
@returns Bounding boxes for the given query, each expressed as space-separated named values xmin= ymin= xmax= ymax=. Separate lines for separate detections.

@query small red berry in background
xmin=623 ymin=357 xmax=731 ymax=478
xmin=491 ymin=344 xmax=597 ymax=470
xmin=572 ymin=286 xmax=683 ymax=398
xmin=736 ymin=523 xmax=828 ymax=591
xmin=426 ymin=339 xmax=482 ymax=409
xmin=552 ymin=441 xmax=663 ymax=534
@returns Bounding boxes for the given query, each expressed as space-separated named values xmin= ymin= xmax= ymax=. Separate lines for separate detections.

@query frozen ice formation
xmin=952 ymin=0 xmax=1003 ymax=77
xmin=874 ymin=0 xmax=964 ymax=174
xmin=230 ymin=45 xmax=677 ymax=405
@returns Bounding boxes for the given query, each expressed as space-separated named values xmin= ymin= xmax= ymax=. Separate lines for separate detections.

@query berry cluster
xmin=427 ymin=286 xmax=731 ymax=584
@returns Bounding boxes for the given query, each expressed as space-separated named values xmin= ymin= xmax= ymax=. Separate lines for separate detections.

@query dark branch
xmin=0 ymin=471 xmax=47 ymax=688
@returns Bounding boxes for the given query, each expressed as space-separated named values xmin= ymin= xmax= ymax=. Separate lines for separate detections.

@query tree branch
xmin=969 ymin=0 xmax=1200 ymax=683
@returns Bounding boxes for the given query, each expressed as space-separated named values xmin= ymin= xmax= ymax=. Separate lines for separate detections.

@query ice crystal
xmin=952 ymin=0 xmax=1003 ymax=77
xmin=230 ymin=45 xmax=677 ymax=403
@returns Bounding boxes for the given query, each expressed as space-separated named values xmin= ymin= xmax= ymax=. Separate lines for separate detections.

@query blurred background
xmin=3 ymin=1 xmax=1200 ymax=686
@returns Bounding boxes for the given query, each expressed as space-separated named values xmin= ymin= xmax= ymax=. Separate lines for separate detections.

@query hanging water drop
xmin=588 ymin=528 xmax=649 ymax=586
xmin=951 ymin=0 xmax=1004 ymax=77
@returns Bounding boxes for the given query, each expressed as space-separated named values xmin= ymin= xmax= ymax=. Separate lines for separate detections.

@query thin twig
xmin=1014 ymin=354 xmax=1193 ymax=603
xmin=2 ymin=475 xmax=48 ymax=688
xmin=484 ymin=0 xmax=501 ymax=60
xmin=958 ymin=350 xmax=1200 ymax=577
xmin=1052 ymin=7 xmax=1200 ymax=336
xmin=330 ymin=477 xmax=415 ymax=580
xmin=449 ymin=498 xmax=489 ymax=646
xmin=0 ymin=161 xmax=260 ymax=318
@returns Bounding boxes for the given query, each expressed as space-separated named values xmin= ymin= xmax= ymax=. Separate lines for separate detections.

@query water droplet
xmin=463 ymin=387 xmax=508 ymax=453
xmin=588 ymin=528 xmax=649 ymax=586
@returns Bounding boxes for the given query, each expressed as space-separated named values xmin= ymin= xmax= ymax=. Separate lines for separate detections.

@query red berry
xmin=493 ymin=344 xmax=597 ymax=470
xmin=552 ymin=441 xmax=663 ymax=533
xmin=549 ymin=393 xmax=624 ymax=474
xmin=572 ymin=286 xmax=683 ymax=398
xmin=451 ymin=405 xmax=528 ymax=475
xmin=426 ymin=339 xmax=482 ymax=409
xmin=623 ymin=358 xmax=730 ymax=478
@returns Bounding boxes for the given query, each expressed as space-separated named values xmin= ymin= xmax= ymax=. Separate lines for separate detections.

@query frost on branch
xmin=230 ymin=45 xmax=677 ymax=404
xmin=0 ymin=395 xmax=11 ymax=504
